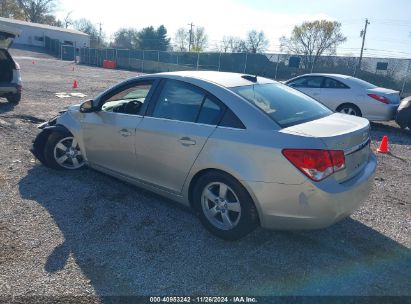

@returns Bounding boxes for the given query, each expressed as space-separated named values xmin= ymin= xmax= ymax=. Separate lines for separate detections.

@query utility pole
xmin=355 ymin=18 xmax=370 ymax=76
xmin=97 ymin=22 xmax=103 ymax=48
xmin=188 ymin=22 xmax=194 ymax=52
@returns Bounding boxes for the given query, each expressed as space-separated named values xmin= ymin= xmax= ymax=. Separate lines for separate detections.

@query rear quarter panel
xmin=184 ymin=127 xmax=328 ymax=199
xmin=320 ymin=87 xmax=362 ymax=111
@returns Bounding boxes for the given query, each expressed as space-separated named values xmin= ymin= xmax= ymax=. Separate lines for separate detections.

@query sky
xmin=55 ymin=0 xmax=411 ymax=58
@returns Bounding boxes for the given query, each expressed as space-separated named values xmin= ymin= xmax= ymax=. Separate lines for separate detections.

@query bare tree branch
xmin=280 ymin=20 xmax=347 ymax=70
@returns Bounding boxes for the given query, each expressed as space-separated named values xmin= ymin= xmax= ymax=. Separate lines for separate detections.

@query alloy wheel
xmin=340 ymin=107 xmax=358 ymax=116
xmin=53 ymin=136 xmax=84 ymax=169
xmin=201 ymin=182 xmax=242 ymax=230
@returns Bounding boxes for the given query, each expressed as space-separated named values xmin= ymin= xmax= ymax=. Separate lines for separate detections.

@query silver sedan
xmin=285 ymin=73 xmax=400 ymax=121
xmin=31 ymin=71 xmax=377 ymax=240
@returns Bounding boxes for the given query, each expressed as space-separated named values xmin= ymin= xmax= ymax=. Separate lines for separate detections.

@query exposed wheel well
xmin=336 ymin=103 xmax=362 ymax=116
xmin=32 ymin=125 xmax=71 ymax=160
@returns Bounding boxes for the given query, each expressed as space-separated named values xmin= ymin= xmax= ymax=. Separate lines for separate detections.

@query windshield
xmin=348 ymin=77 xmax=377 ymax=89
xmin=231 ymin=83 xmax=332 ymax=128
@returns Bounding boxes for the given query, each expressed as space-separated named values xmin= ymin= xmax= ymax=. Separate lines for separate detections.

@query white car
xmin=285 ymin=74 xmax=400 ymax=121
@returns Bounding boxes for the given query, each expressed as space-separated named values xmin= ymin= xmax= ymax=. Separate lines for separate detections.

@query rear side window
xmin=197 ymin=97 xmax=224 ymax=125
xmin=348 ymin=77 xmax=377 ymax=89
xmin=231 ymin=83 xmax=332 ymax=128
xmin=152 ymin=80 xmax=205 ymax=122
xmin=323 ymin=78 xmax=349 ymax=89
xmin=220 ymin=108 xmax=245 ymax=129
xmin=151 ymin=79 xmax=225 ymax=125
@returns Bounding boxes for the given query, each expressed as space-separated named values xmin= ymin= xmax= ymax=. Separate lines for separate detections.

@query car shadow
xmin=0 ymin=99 xmax=17 ymax=114
xmin=18 ymin=166 xmax=411 ymax=298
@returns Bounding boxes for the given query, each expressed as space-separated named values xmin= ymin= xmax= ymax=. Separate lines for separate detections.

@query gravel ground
xmin=0 ymin=49 xmax=410 ymax=299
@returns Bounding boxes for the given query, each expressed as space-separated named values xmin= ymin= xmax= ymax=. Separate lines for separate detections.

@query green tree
xmin=280 ymin=20 xmax=347 ymax=71
xmin=112 ymin=28 xmax=139 ymax=49
xmin=156 ymin=25 xmax=170 ymax=51
xmin=138 ymin=25 xmax=170 ymax=51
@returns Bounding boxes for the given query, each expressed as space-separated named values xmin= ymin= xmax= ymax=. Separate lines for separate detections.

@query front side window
xmin=101 ymin=81 xmax=153 ymax=115
xmin=231 ymin=83 xmax=332 ymax=128
xmin=152 ymin=80 xmax=224 ymax=125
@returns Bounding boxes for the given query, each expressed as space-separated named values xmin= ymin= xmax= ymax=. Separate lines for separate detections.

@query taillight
xmin=368 ymin=93 xmax=389 ymax=104
xmin=282 ymin=149 xmax=346 ymax=182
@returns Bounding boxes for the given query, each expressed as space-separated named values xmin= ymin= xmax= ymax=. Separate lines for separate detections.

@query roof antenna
xmin=241 ymin=75 xmax=257 ymax=83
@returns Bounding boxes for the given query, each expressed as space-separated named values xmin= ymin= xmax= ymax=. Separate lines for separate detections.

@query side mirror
xmin=80 ymin=100 xmax=95 ymax=113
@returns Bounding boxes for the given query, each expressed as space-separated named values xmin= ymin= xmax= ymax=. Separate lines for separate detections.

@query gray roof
xmin=157 ymin=71 xmax=275 ymax=88
xmin=299 ymin=73 xmax=352 ymax=79
xmin=0 ymin=17 xmax=89 ymax=36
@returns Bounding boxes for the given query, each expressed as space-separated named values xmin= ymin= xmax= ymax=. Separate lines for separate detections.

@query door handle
xmin=179 ymin=137 xmax=196 ymax=146
xmin=118 ymin=129 xmax=132 ymax=137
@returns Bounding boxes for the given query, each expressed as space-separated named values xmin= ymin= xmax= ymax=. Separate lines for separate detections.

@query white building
xmin=0 ymin=17 xmax=89 ymax=48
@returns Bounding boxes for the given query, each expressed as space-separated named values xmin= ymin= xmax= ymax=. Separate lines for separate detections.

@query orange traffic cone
xmin=377 ymin=136 xmax=389 ymax=154
xmin=73 ymin=80 xmax=78 ymax=89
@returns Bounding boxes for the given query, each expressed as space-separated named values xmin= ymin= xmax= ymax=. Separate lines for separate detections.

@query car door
xmin=319 ymin=77 xmax=352 ymax=110
xmin=134 ymin=79 xmax=225 ymax=194
xmin=288 ymin=76 xmax=323 ymax=100
xmin=81 ymin=79 xmax=156 ymax=177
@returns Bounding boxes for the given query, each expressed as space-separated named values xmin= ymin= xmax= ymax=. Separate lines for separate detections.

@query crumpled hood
xmin=67 ymin=104 xmax=81 ymax=112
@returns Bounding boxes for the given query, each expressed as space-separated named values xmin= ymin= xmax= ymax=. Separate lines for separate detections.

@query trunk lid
xmin=0 ymin=24 xmax=21 ymax=49
xmin=283 ymin=113 xmax=371 ymax=183
xmin=367 ymin=87 xmax=401 ymax=104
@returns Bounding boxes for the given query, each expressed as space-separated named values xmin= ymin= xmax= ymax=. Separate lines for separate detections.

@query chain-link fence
xmin=74 ymin=47 xmax=411 ymax=95
xmin=44 ymin=36 xmax=76 ymax=61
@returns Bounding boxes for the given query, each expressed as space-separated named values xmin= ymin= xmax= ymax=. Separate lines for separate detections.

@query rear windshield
xmin=231 ymin=83 xmax=332 ymax=128
xmin=348 ymin=77 xmax=377 ymax=89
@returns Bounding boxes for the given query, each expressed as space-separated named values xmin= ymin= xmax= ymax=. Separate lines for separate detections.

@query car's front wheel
xmin=193 ymin=171 xmax=259 ymax=240
xmin=44 ymin=131 xmax=85 ymax=170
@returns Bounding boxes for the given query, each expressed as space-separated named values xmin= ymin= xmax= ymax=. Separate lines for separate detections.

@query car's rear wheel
xmin=337 ymin=104 xmax=362 ymax=117
xmin=7 ymin=93 xmax=21 ymax=104
xmin=44 ymin=131 xmax=85 ymax=170
xmin=193 ymin=171 xmax=259 ymax=240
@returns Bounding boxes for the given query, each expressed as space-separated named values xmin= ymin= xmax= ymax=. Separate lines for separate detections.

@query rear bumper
xmin=0 ymin=83 xmax=21 ymax=95
xmin=366 ymin=104 xmax=399 ymax=121
xmin=246 ymin=153 xmax=377 ymax=230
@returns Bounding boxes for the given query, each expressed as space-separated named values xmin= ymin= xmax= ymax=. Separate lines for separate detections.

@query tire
xmin=192 ymin=171 xmax=259 ymax=240
xmin=43 ymin=131 xmax=85 ymax=170
xmin=336 ymin=104 xmax=362 ymax=117
xmin=7 ymin=93 xmax=21 ymax=104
